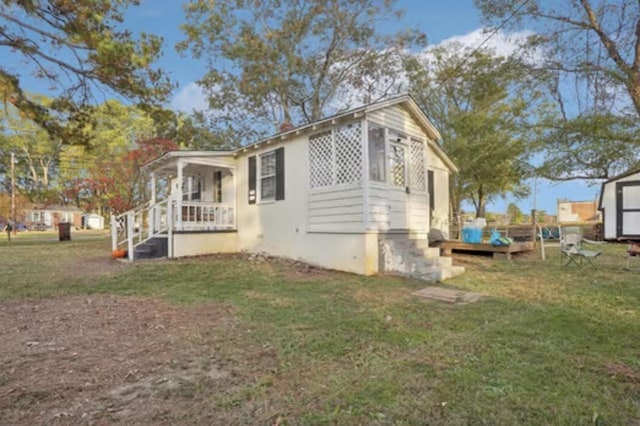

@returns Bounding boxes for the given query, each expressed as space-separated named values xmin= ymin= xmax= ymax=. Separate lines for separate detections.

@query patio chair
xmin=559 ymin=226 xmax=602 ymax=267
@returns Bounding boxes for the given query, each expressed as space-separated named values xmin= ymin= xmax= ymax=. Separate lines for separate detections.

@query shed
xmin=82 ymin=213 xmax=105 ymax=230
xmin=598 ymin=169 xmax=640 ymax=240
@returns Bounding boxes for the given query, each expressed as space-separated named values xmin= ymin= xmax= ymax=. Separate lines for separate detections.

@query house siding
xmin=307 ymin=187 xmax=365 ymax=232
xmin=236 ymin=138 xmax=309 ymax=260
xmin=367 ymin=105 xmax=424 ymax=139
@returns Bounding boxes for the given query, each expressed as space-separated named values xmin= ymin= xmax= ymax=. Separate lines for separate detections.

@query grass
xmin=1 ymin=235 xmax=639 ymax=424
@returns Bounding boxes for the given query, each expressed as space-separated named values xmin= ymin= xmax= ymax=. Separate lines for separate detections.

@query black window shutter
xmin=275 ymin=147 xmax=285 ymax=201
xmin=248 ymin=156 xmax=256 ymax=205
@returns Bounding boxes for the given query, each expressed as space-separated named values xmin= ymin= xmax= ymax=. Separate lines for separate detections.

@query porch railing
xmin=176 ymin=201 xmax=235 ymax=231
xmin=111 ymin=198 xmax=235 ymax=261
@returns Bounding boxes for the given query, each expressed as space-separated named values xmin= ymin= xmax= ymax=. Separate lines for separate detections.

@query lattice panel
xmin=390 ymin=144 xmax=406 ymax=186
xmin=309 ymin=131 xmax=334 ymax=188
xmin=335 ymin=124 xmax=362 ymax=185
xmin=410 ymin=139 xmax=426 ymax=191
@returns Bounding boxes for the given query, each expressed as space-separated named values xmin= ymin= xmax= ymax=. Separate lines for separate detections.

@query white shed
xmin=82 ymin=213 xmax=105 ymax=230
xmin=598 ymin=169 xmax=640 ymax=240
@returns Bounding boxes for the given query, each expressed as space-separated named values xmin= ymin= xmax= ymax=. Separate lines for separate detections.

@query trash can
xmin=58 ymin=222 xmax=71 ymax=241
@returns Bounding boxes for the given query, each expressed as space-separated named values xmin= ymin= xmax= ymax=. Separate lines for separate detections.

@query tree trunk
xmin=476 ymin=184 xmax=486 ymax=218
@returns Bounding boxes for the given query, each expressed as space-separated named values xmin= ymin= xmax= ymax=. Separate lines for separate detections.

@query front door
xmin=389 ymin=140 xmax=409 ymax=229
xmin=616 ymin=181 xmax=640 ymax=238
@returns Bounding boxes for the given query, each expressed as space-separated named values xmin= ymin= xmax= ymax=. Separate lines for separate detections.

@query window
xmin=368 ymin=125 xmax=385 ymax=182
xmin=260 ymin=151 xmax=276 ymax=200
xmin=248 ymin=147 xmax=284 ymax=204
xmin=182 ymin=175 xmax=202 ymax=201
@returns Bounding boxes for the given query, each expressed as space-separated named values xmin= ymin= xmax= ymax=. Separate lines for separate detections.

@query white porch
xmin=111 ymin=151 xmax=237 ymax=260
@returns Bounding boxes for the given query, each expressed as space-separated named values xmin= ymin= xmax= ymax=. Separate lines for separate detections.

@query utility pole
xmin=11 ymin=152 xmax=16 ymax=235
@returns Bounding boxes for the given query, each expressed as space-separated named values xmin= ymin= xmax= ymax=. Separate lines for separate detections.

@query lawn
xmin=0 ymin=233 xmax=638 ymax=425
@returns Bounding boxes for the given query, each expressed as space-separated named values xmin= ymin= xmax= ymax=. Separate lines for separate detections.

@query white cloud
xmin=432 ymin=28 xmax=534 ymax=58
xmin=170 ymin=82 xmax=209 ymax=113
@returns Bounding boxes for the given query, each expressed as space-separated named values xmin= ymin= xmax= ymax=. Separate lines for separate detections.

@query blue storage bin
xmin=462 ymin=228 xmax=482 ymax=244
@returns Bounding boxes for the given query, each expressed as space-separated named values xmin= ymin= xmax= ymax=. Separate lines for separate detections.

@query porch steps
xmin=379 ymin=234 xmax=465 ymax=282
xmin=134 ymin=237 xmax=168 ymax=260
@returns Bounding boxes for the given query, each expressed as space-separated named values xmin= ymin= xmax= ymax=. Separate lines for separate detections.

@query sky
xmin=17 ymin=0 xmax=605 ymax=215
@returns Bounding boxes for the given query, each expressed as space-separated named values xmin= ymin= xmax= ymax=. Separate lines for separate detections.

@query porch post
xmin=110 ymin=214 xmax=117 ymax=251
xmin=127 ymin=211 xmax=134 ymax=261
xmin=150 ymin=171 xmax=157 ymax=205
xmin=167 ymin=198 xmax=173 ymax=258
xmin=362 ymin=119 xmax=370 ymax=230
xmin=176 ymin=159 xmax=184 ymax=230
xmin=232 ymin=169 xmax=237 ymax=229
xmin=149 ymin=171 xmax=156 ymax=234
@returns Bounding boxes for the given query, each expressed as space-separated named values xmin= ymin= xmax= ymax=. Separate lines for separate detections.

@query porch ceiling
xmin=144 ymin=151 xmax=236 ymax=174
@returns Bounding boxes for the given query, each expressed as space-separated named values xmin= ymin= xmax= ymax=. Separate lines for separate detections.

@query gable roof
xmin=598 ymin=167 xmax=640 ymax=210
xmin=144 ymin=95 xmax=457 ymax=173
xmin=234 ymin=94 xmax=457 ymax=172
xmin=601 ymin=168 xmax=640 ymax=184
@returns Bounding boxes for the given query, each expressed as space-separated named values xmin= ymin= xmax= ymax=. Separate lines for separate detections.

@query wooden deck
xmin=440 ymin=240 xmax=535 ymax=259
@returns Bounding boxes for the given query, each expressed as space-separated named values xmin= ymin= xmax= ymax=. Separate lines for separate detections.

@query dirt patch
xmin=189 ymin=251 xmax=352 ymax=282
xmin=605 ymin=362 xmax=640 ymax=383
xmin=0 ymin=295 xmax=247 ymax=425
xmin=71 ymin=256 xmax=128 ymax=278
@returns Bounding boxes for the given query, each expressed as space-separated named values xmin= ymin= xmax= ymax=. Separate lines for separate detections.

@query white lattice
xmin=335 ymin=124 xmax=362 ymax=185
xmin=390 ymin=144 xmax=406 ymax=186
xmin=410 ymin=139 xmax=426 ymax=191
xmin=309 ymin=131 xmax=333 ymax=188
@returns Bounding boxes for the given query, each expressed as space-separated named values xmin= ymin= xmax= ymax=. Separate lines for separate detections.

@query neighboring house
xmin=557 ymin=200 xmax=601 ymax=224
xmin=599 ymin=169 xmax=640 ymax=240
xmin=112 ymin=95 xmax=463 ymax=281
xmin=25 ymin=205 xmax=83 ymax=230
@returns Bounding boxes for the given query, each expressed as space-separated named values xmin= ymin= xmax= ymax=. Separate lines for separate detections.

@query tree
xmin=76 ymin=138 xmax=178 ymax=215
xmin=179 ymin=0 xmax=425 ymax=143
xmin=1 ymin=95 xmax=63 ymax=204
xmin=506 ymin=202 xmax=525 ymax=224
xmin=147 ymin=108 xmax=234 ymax=150
xmin=474 ymin=0 xmax=640 ymax=180
xmin=58 ymin=100 xmax=158 ymax=213
xmin=408 ymin=44 xmax=541 ymax=217
xmin=0 ymin=0 xmax=171 ymax=144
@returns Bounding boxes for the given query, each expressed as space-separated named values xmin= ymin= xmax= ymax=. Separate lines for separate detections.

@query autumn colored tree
xmin=0 ymin=0 xmax=172 ymax=145
xmin=74 ymin=138 xmax=178 ymax=215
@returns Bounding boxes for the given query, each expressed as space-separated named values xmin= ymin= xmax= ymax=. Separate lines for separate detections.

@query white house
xmin=599 ymin=168 xmax=640 ymax=240
xmin=112 ymin=95 xmax=464 ymax=281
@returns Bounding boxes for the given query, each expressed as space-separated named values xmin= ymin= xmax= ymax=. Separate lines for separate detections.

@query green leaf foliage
xmin=408 ymin=44 xmax=541 ymax=217
xmin=0 ymin=0 xmax=172 ymax=145
xmin=179 ymin=0 xmax=426 ymax=144
xmin=474 ymin=0 xmax=640 ymax=180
